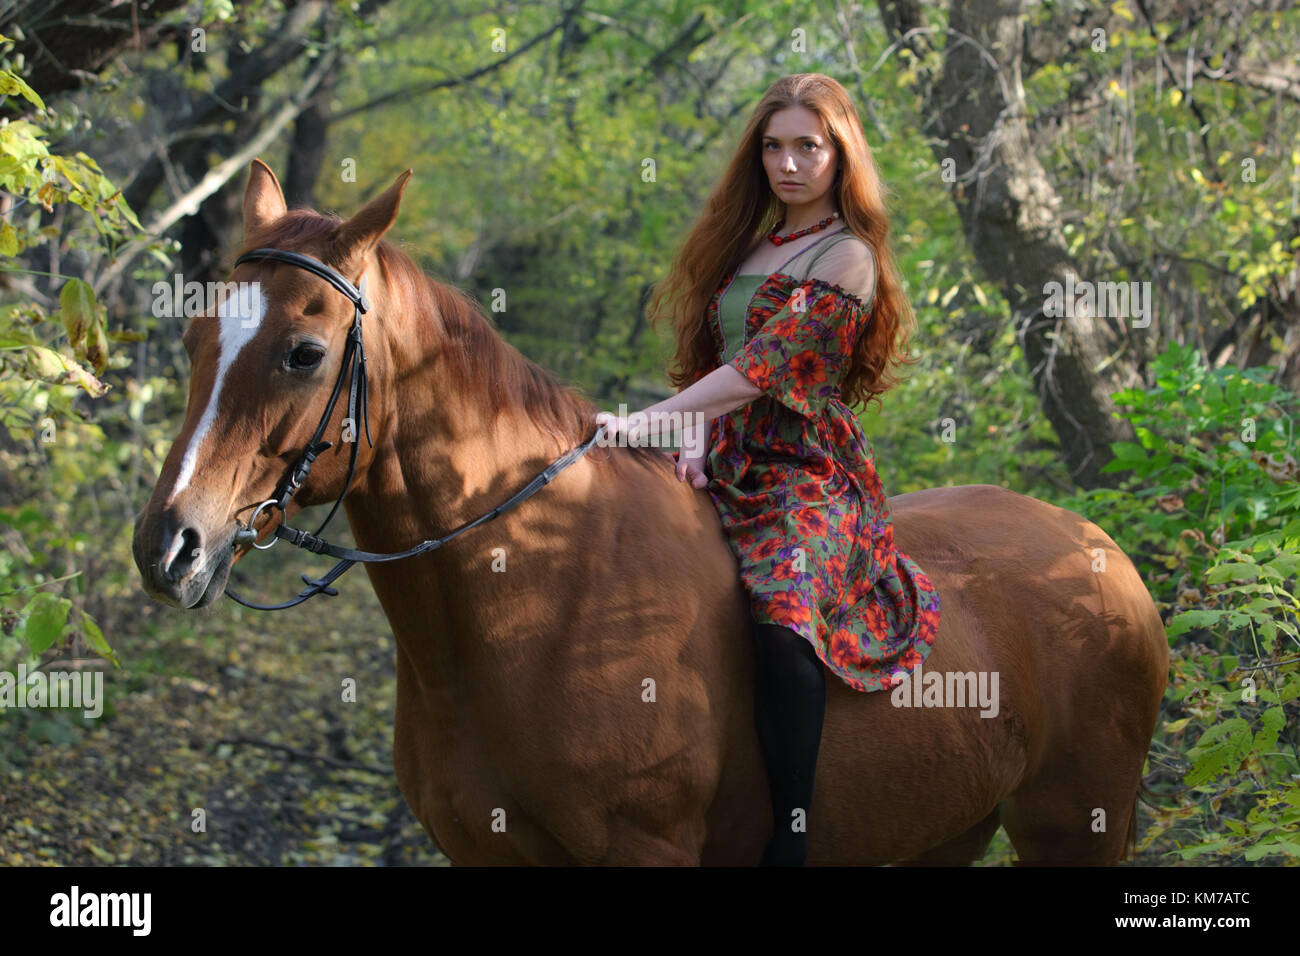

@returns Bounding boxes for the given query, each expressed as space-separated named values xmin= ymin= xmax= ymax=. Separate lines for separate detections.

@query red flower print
xmin=751 ymin=537 xmax=783 ymax=563
xmin=771 ymin=558 xmax=807 ymax=583
xmin=787 ymin=351 xmax=827 ymax=393
xmin=828 ymin=628 xmax=860 ymax=670
xmin=767 ymin=589 xmax=812 ymax=629
xmin=792 ymin=481 xmax=824 ymax=504
xmin=794 ymin=508 xmax=830 ymax=539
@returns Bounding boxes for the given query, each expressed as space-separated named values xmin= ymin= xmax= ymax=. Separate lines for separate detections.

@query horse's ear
xmin=243 ymin=158 xmax=287 ymax=240
xmin=334 ymin=170 xmax=413 ymax=272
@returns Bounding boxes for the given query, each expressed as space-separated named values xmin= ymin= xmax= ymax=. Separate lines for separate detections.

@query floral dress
xmin=700 ymin=228 xmax=941 ymax=693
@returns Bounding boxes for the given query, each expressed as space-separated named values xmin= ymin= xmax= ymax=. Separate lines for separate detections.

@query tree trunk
xmin=284 ymin=66 xmax=338 ymax=210
xmin=879 ymin=0 xmax=1139 ymax=488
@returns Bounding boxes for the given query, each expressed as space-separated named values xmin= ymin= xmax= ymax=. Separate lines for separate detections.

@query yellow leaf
xmin=1169 ymin=88 xmax=1183 ymax=107
xmin=62 ymin=360 xmax=109 ymax=397
xmin=0 ymin=220 xmax=17 ymax=256
xmin=25 ymin=345 xmax=67 ymax=379
xmin=1111 ymin=0 xmax=1136 ymax=21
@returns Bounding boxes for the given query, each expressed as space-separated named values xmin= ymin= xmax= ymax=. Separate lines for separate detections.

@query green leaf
xmin=1253 ymin=706 xmax=1286 ymax=754
xmin=1173 ymin=839 xmax=1230 ymax=859
xmin=1206 ymin=562 xmax=1260 ymax=584
xmin=22 ymin=591 xmax=71 ymax=654
xmin=1277 ymin=676 xmax=1300 ymax=703
xmin=85 ymin=314 xmax=108 ymax=375
xmin=1166 ymin=608 xmax=1222 ymax=637
xmin=59 ymin=278 xmax=95 ymax=353
xmin=1184 ymin=717 xmax=1252 ymax=786
xmin=80 ymin=611 xmax=119 ymax=668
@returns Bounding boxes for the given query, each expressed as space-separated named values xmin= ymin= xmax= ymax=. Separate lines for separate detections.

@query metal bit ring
xmin=246 ymin=498 xmax=281 ymax=550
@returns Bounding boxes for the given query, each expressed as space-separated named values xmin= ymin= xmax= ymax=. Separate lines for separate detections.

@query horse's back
xmin=883 ymin=484 xmax=1168 ymax=861
xmin=889 ymin=483 xmax=1166 ymax=671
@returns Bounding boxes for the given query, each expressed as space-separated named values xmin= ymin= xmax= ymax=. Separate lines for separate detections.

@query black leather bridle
xmin=223 ymin=247 xmax=606 ymax=611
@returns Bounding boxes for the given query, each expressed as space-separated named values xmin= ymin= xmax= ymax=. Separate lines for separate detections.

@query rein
xmin=223 ymin=247 xmax=607 ymax=611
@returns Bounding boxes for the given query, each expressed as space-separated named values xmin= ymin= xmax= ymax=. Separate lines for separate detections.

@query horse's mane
xmin=238 ymin=210 xmax=666 ymax=471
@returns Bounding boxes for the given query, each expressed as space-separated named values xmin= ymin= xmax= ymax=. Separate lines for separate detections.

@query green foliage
xmin=1021 ymin=5 xmax=1298 ymax=337
xmin=0 ymin=46 xmax=135 ymax=741
xmin=1059 ymin=342 xmax=1300 ymax=864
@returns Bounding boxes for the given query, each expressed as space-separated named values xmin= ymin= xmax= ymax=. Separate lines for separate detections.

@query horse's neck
xmin=341 ymin=314 xmax=578 ymax=697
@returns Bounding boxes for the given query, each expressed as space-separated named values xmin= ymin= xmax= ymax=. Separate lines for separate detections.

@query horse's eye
xmin=286 ymin=344 xmax=325 ymax=371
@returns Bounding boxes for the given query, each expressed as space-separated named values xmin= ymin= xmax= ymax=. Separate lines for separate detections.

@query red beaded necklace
xmin=767 ymin=211 xmax=840 ymax=246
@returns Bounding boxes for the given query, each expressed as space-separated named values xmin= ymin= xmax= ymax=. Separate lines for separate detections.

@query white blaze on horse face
xmin=167 ymin=283 xmax=265 ymax=504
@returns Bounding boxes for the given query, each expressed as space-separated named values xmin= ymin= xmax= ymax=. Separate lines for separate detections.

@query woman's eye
xmin=286 ymin=345 xmax=325 ymax=371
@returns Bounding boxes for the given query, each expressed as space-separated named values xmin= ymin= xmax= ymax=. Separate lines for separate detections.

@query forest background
xmin=0 ymin=0 xmax=1297 ymax=865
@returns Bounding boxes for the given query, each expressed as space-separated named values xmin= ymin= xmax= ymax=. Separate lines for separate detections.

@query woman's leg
xmin=752 ymin=620 xmax=826 ymax=866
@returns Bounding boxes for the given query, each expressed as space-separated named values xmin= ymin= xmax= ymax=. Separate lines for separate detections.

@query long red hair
xmin=649 ymin=73 xmax=919 ymax=412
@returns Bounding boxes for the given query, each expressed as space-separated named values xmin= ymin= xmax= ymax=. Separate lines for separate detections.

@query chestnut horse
xmin=132 ymin=160 xmax=1168 ymax=865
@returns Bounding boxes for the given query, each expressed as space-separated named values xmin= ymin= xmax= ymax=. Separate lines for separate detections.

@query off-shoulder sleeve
xmin=809 ymin=236 xmax=876 ymax=307
xmin=727 ymin=238 xmax=876 ymax=418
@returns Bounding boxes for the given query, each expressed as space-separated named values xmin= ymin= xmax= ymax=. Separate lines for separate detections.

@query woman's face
xmin=761 ymin=106 xmax=839 ymax=205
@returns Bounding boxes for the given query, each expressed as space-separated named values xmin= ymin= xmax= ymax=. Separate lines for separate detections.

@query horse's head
xmin=133 ymin=159 xmax=411 ymax=608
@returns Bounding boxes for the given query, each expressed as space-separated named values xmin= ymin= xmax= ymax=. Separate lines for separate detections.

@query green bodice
xmin=716 ymin=228 xmax=863 ymax=363
xmin=718 ymin=274 xmax=767 ymax=364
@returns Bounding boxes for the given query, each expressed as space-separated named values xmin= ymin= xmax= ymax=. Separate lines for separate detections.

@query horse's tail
xmin=1125 ymin=779 xmax=1159 ymax=861
xmin=1137 ymin=776 xmax=1189 ymax=809
xmin=1127 ymin=776 xmax=1190 ymax=861
xmin=1124 ymin=789 xmax=1140 ymax=862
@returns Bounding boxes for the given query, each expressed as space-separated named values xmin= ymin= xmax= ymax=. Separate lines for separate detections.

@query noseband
xmin=223 ymin=247 xmax=605 ymax=611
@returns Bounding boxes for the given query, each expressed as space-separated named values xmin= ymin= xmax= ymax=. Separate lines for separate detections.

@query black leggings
xmin=752 ymin=621 xmax=826 ymax=843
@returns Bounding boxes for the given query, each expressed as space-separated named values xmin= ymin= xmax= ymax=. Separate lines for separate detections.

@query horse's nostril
xmin=162 ymin=525 xmax=203 ymax=584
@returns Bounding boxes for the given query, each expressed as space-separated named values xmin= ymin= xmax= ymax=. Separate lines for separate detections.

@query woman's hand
xmin=594 ymin=410 xmax=647 ymax=445
xmin=664 ymin=451 xmax=709 ymax=489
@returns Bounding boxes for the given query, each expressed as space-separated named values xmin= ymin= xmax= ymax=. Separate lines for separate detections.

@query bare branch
xmin=327 ymin=17 xmax=569 ymax=123
xmin=94 ymin=52 xmax=339 ymax=294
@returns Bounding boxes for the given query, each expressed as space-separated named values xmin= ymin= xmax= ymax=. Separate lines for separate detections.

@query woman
xmin=596 ymin=73 xmax=941 ymax=867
